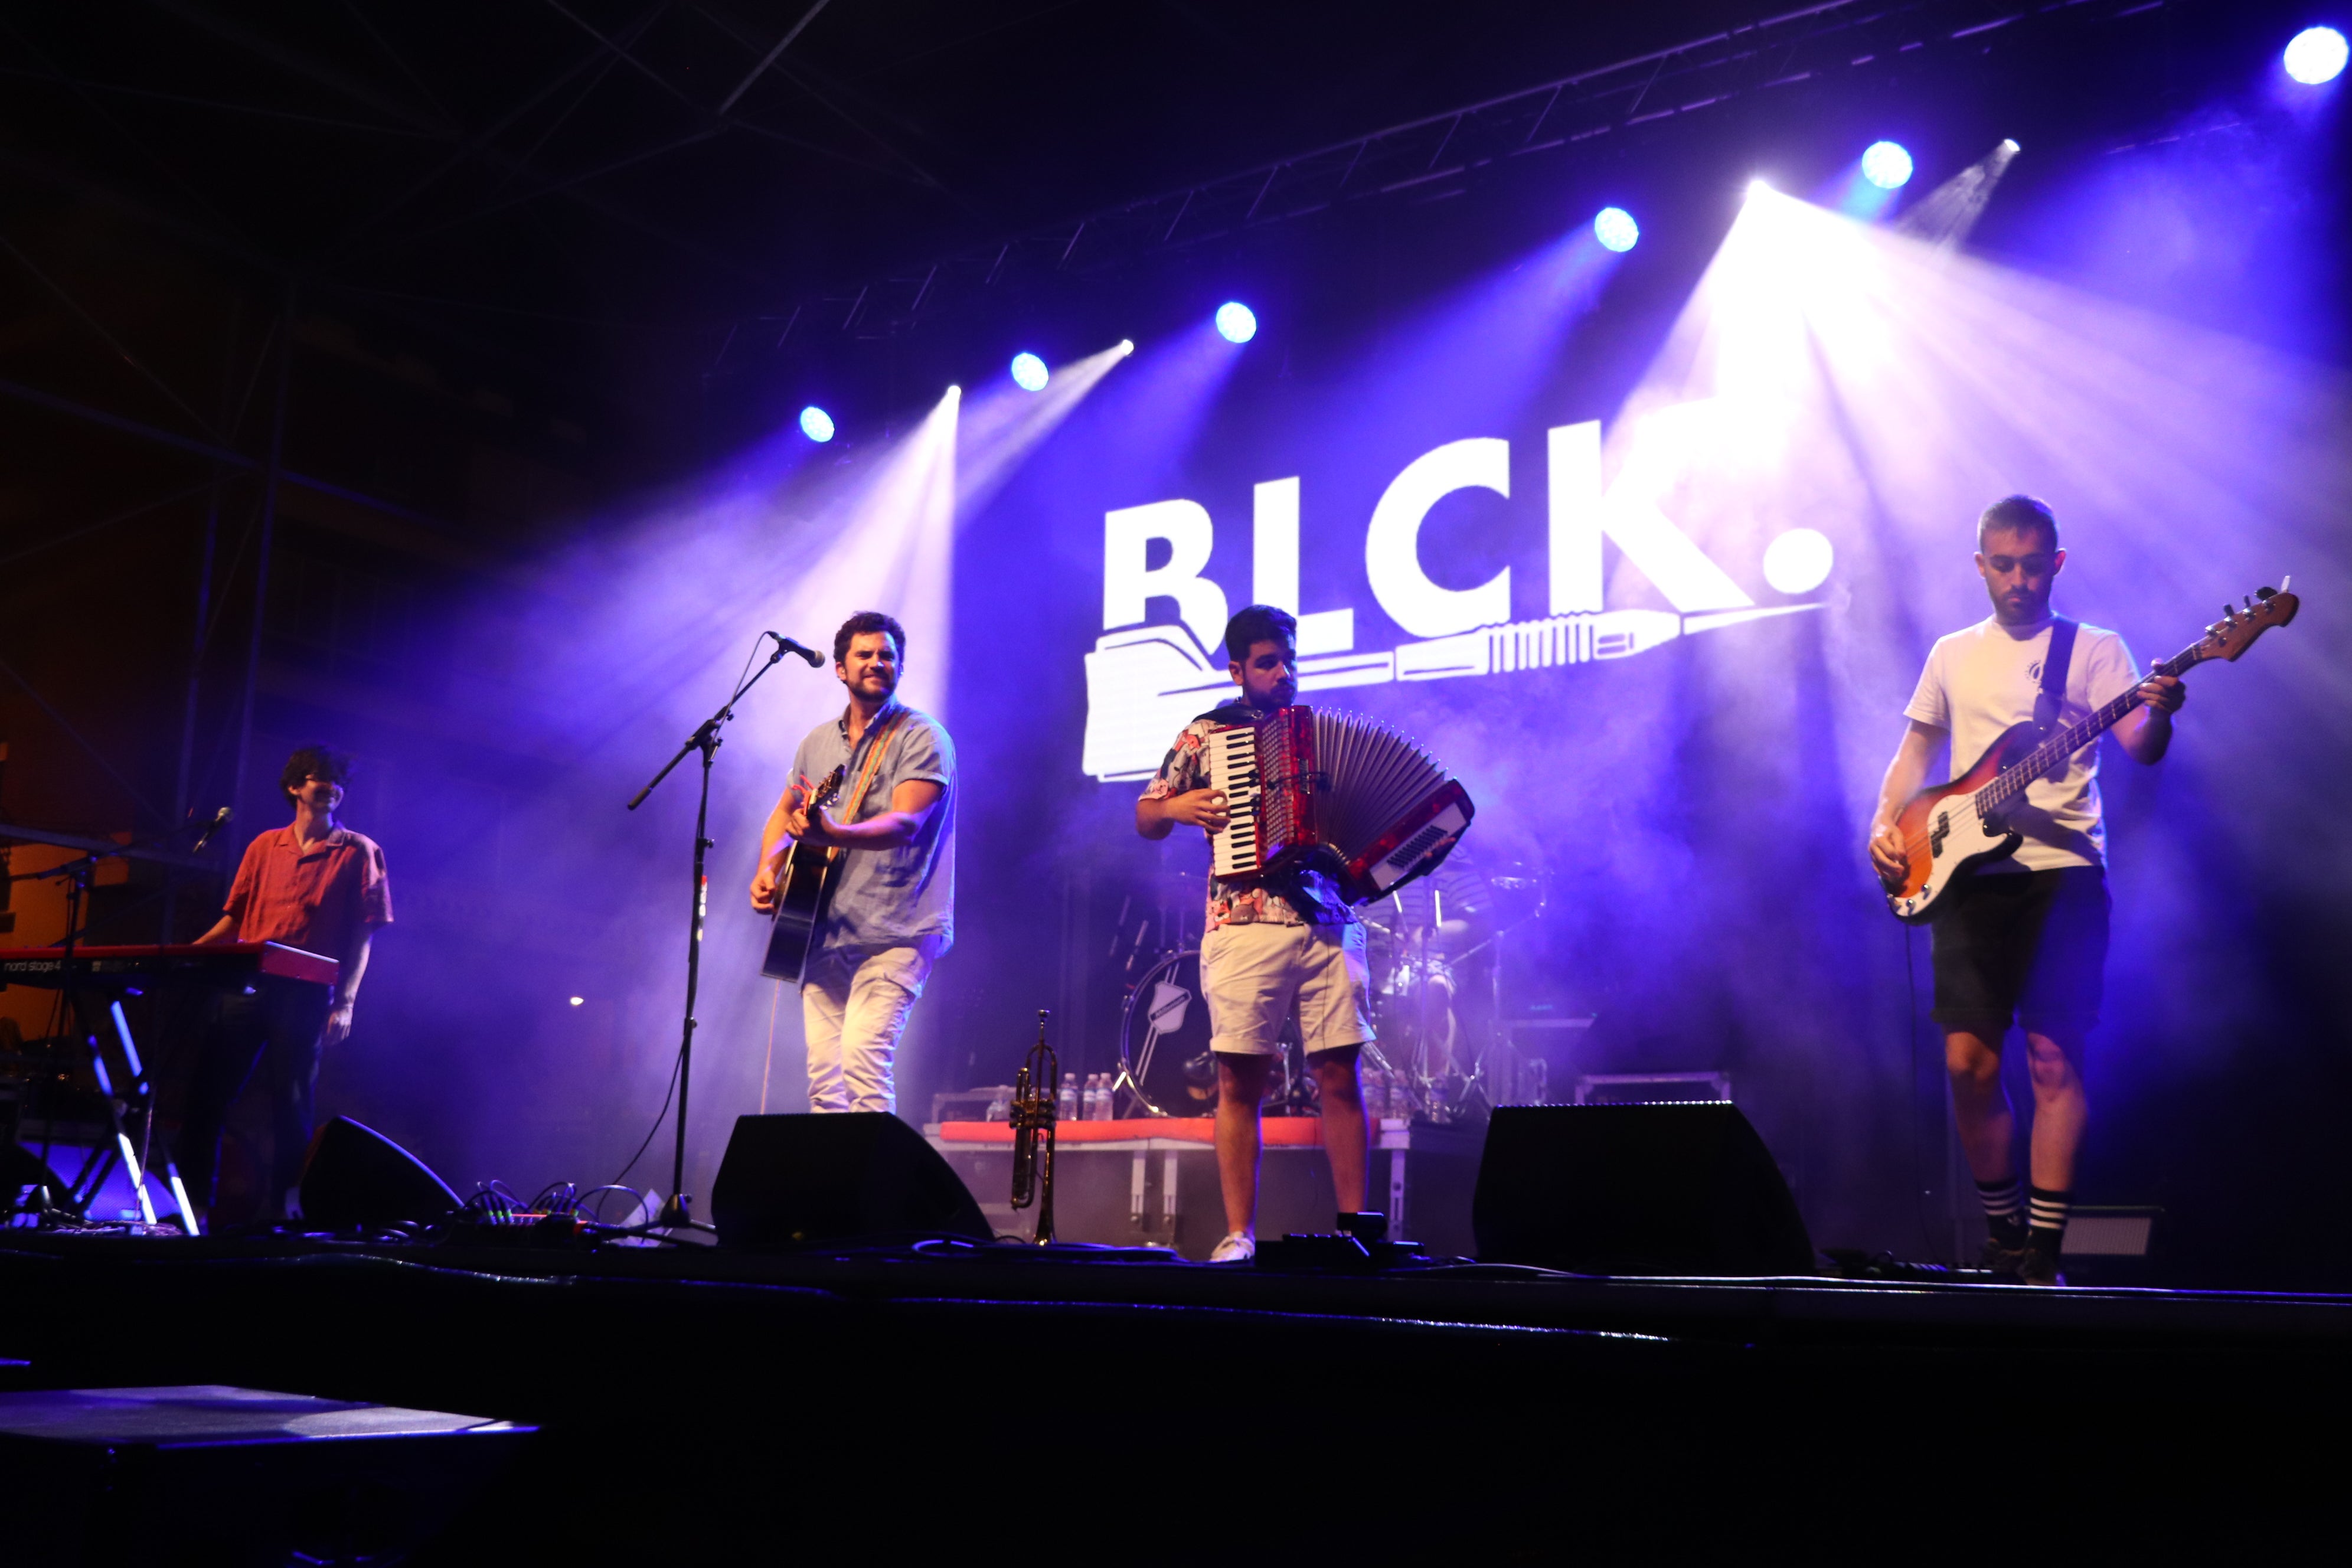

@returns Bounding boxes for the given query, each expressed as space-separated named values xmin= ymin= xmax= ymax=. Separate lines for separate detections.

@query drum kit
xmin=1109 ymin=865 xmax=1550 ymax=1124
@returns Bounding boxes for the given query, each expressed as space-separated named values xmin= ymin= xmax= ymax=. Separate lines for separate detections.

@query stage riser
xmin=937 ymin=1139 xmax=1483 ymax=1257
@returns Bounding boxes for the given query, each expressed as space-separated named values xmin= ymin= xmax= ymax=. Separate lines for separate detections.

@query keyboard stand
xmin=60 ymin=990 xmax=198 ymax=1234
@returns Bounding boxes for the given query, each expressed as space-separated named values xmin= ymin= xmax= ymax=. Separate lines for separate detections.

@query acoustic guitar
xmin=1882 ymin=583 xmax=2299 ymax=923
xmin=761 ymin=763 xmax=847 ymax=984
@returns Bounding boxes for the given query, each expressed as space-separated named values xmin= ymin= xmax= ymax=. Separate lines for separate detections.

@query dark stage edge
xmin=6 ymin=1231 xmax=2347 ymax=1553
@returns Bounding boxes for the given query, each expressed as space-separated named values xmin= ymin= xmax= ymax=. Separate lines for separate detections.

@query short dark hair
xmin=1224 ymin=605 xmax=1298 ymax=664
xmin=1978 ymin=494 xmax=2059 ymax=553
xmin=832 ymin=610 xmax=906 ymax=666
xmin=281 ymin=744 xmax=354 ymax=806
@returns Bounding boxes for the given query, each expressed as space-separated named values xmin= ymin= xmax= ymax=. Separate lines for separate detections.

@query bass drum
xmin=1119 ymin=950 xmax=1219 ymax=1117
xmin=1118 ymin=949 xmax=1300 ymax=1117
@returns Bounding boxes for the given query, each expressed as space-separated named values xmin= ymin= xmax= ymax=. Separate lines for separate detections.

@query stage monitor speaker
xmin=1472 ymin=1103 xmax=1815 ymax=1276
xmin=299 ymin=1116 xmax=462 ymax=1229
xmin=711 ymin=1113 xmax=990 ymax=1247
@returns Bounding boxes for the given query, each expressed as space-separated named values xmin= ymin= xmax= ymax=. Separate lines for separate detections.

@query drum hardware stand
xmin=1109 ymin=1061 xmax=1162 ymax=1119
xmin=626 ymin=632 xmax=812 ymax=1231
xmin=1008 ymin=1010 xmax=1058 ymax=1243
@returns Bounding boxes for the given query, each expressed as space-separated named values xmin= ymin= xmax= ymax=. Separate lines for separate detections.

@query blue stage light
xmin=2285 ymin=26 xmax=2348 ymax=84
xmin=1214 ymin=302 xmax=1257 ymax=343
xmin=798 ymin=406 xmax=835 ymax=443
xmin=1592 ymin=207 xmax=1639 ymax=253
xmin=1010 ymin=352 xmax=1049 ymax=391
xmin=1861 ymin=141 xmax=1915 ymax=190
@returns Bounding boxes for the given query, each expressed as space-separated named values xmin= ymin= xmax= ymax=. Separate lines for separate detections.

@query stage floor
xmin=7 ymin=1229 xmax=2348 ymax=1552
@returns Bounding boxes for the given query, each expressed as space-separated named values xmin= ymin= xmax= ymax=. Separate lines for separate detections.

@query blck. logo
xmin=1082 ymin=407 xmax=1831 ymax=780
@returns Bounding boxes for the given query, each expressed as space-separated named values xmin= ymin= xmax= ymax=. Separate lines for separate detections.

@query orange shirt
xmin=223 ymin=825 xmax=393 ymax=958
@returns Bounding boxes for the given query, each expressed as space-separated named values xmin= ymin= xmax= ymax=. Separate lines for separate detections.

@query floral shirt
xmin=1142 ymin=708 xmax=1355 ymax=932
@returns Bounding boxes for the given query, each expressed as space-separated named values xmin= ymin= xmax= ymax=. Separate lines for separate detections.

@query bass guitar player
xmin=1866 ymin=495 xmax=2184 ymax=1286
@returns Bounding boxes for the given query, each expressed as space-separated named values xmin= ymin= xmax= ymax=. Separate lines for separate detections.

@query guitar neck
xmin=1978 ymin=641 xmax=2196 ymax=814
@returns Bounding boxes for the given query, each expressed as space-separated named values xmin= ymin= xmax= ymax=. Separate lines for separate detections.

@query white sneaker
xmin=1208 ymin=1231 xmax=1256 ymax=1264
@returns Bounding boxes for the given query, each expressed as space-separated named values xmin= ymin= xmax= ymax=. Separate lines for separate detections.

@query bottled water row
xmin=981 ymin=1066 xmax=1420 ymax=1123
xmin=982 ymin=1073 xmax=1115 ymax=1121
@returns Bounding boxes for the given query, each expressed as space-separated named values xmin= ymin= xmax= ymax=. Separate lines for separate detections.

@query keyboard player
xmin=1134 ymin=605 xmax=1376 ymax=1264
xmin=177 ymin=744 xmax=391 ymax=1227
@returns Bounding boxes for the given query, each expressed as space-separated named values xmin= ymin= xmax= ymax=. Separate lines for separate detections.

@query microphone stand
xmin=627 ymin=638 xmax=801 ymax=1230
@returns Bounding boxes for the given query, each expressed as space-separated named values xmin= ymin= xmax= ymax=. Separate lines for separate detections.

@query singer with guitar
xmin=749 ymin=612 xmax=955 ymax=1116
xmin=1867 ymin=496 xmax=2183 ymax=1286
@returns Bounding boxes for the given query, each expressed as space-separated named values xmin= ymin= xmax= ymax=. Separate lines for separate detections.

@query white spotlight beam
xmin=1894 ymin=140 xmax=2021 ymax=250
xmin=956 ymin=341 xmax=1132 ymax=513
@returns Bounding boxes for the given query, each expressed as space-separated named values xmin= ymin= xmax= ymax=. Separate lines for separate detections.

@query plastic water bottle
xmin=1058 ymin=1073 xmax=1079 ymax=1122
xmin=985 ymin=1085 xmax=1010 ymax=1122
xmin=1084 ymin=1073 xmax=1105 ymax=1121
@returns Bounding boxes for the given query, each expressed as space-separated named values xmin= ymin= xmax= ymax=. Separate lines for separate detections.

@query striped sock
xmin=2027 ymin=1186 xmax=2072 ymax=1255
xmin=1977 ymin=1176 xmax=2026 ymax=1249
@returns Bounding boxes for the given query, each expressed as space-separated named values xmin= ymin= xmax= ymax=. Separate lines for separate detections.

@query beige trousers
xmin=801 ymin=937 xmax=941 ymax=1115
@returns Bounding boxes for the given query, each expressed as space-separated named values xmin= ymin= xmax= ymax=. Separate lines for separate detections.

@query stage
xmin=4 ymin=5 xmax=2350 ymax=1555
xmin=6 ymin=1222 xmax=2348 ymax=1554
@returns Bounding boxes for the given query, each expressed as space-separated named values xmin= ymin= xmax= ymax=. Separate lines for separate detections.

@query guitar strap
xmin=2034 ymin=617 xmax=2079 ymax=736
xmin=838 ymin=707 xmax=907 ymax=840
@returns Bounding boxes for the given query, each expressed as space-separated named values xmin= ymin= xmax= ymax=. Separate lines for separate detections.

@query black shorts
xmin=1929 ymin=865 xmax=2109 ymax=1037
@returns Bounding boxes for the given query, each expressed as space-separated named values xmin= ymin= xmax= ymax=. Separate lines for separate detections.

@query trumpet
xmin=1008 ymin=1008 xmax=1058 ymax=1245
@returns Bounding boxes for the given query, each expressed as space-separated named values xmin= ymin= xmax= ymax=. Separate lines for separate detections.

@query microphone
xmin=768 ymin=633 xmax=824 ymax=668
xmin=190 ymin=806 xmax=232 ymax=852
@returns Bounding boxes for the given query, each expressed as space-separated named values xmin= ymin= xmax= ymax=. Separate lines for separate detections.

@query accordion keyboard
xmin=1206 ymin=721 xmax=1263 ymax=877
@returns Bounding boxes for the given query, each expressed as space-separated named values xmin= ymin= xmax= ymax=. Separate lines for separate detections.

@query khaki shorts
xmin=1201 ymin=920 xmax=1375 ymax=1057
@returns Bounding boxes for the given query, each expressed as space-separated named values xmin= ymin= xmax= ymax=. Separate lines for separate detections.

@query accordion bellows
xmin=1206 ymin=705 xmax=1474 ymax=904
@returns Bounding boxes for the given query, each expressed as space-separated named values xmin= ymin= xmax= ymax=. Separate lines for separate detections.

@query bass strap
xmin=2034 ymin=617 xmax=2079 ymax=736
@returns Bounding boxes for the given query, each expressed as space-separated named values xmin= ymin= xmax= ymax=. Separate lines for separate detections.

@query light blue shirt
xmin=789 ymin=699 xmax=956 ymax=955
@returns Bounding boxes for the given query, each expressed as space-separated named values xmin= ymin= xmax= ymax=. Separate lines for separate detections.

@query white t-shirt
xmin=1903 ymin=616 xmax=2141 ymax=872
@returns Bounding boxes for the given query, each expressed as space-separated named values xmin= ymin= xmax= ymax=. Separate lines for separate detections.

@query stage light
xmin=1119 ymin=339 xmax=1135 ymax=356
xmin=1762 ymin=528 xmax=1835 ymax=594
xmin=569 ymin=996 xmax=585 ymax=1007
xmin=1593 ymin=207 xmax=1640 ymax=253
xmin=1861 ymin=141 xmax=1914 ymax=190
xmin=798 ymin=406 xmax=835 ymax=443
xmin=2285 ymin=26 xmax=2348 ymax=84
xmin=1214 ymin=302 xmax=1257 ymax=343
xmin=2000 ymin=138 xmax=2021 ymax=153
xmin=1010 ymin=352 xmax=1049 ymax=391
xmin=1747 ymin=177 xmax=1773 ymax=198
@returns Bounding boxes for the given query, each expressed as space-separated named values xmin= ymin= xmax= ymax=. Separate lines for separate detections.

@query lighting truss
xmin=727 ymin=0 xmax=2183 ymax=364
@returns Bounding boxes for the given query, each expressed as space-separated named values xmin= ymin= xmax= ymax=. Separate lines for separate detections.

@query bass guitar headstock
xmin=2177 ymin=580 xmax=2299 ymax=671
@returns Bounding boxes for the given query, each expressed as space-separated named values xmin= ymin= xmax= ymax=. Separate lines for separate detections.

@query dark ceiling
xmin=0 ymin=2 xmax=1987 ymax=352
xmin=0 ymin=0 xmax=2329 ymax=439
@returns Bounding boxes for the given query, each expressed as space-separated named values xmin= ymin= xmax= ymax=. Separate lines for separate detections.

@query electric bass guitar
xmin=761 ymin=763 xmax=847 ymax=984
xmin=1882 ymin=582 xmax=2299 ymax=923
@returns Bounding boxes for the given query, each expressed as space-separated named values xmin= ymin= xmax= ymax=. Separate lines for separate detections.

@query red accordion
xmin=1205 ymin=705 xmax=1474 ymax=904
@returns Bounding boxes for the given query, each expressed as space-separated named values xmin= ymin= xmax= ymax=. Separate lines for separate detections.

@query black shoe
xmin=2020 ymin=1244 xmax=2066 ymax=1287
xmin=1978 ymin=1237 xmax=2027 ymax=1283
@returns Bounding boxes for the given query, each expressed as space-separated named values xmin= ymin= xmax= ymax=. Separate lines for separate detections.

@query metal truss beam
xmin=722 ymin=0 xmax=2175 ymax=361
xmin=0 ymin=374 xmax=467 ymax=537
